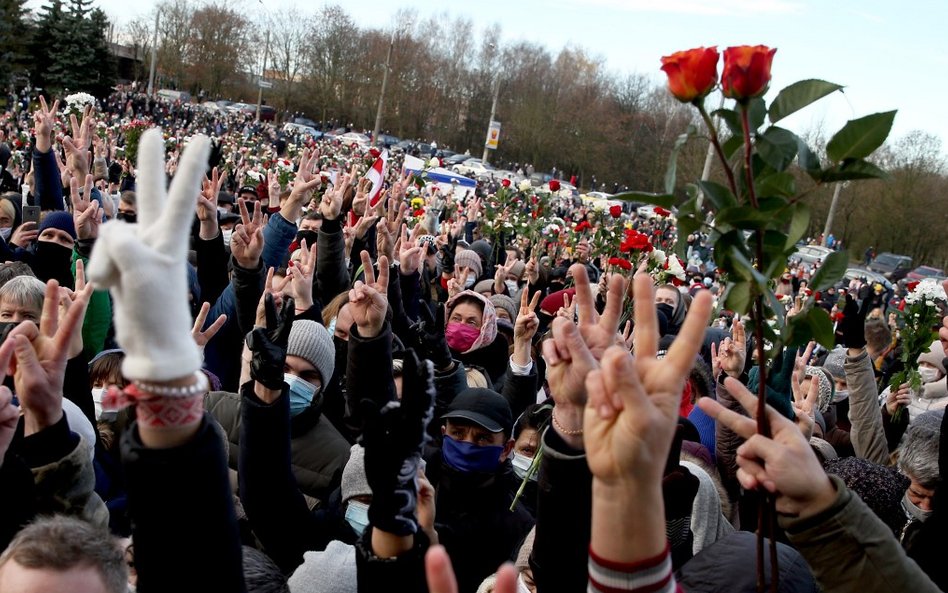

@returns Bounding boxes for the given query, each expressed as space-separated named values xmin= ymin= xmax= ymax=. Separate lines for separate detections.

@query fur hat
xmin=454 ymin=249 xmax=483 ymax=278
xmin=340 ymin=444 xmax=371 ymax=503
xmin=287 ymin=320 xmax=335 ymax=392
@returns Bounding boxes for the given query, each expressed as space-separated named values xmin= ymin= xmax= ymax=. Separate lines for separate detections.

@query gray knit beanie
xmin=287 ymin=320 xmax=335 ymax=392
xmin=341 ymin=444 xmax=371 ymax=503
xmin=821 ymin=347 xmax=847 ymax=382
xmin=490 ymin=294 xmax=517 ymax=321
xmin=454 ymin=249 xmax=483 ymax=278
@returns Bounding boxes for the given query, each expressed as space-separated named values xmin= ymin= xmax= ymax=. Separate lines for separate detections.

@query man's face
xmin=655 ymin=287 xmax=679 ymax=308
xmin=284 ymin=354 xmax=322 ymax=393
xmin=907 ymin=477 xmax=936 ymax=511
xmin=442 ymin=419 xmax=511 ymax=462
xmin=300 ymin=218 xmax=322 ymax=232
xmin=0 ymin=298 xmax=40 ymax=323
xmin=118 ymin=200 xmax=137 ymax=216
xmin=38 ymin=228 xmax=74 ymax=249
xmin=0 ymin=560 xmax=112 ymax=593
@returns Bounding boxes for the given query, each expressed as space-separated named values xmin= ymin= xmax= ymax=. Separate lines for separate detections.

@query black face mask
xmin=333 ymin=335 xmax=348 ymax=378
xmin=33 ymin=241 xmax=75 ymax=289
xmin=296 ymin=229 xmax=319 ymax=248
xmin=657 ymin=303 xmax=680 ymax=336
xmin=116 ymin=211 xmax=137 ymax=224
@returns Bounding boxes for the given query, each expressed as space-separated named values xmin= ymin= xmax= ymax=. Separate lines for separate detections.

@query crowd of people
xmin=0 ymin=88 xmax=943 ymax=593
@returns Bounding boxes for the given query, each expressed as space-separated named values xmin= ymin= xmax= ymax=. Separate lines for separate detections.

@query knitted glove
xmin=246 ymin=294 xmax=295 ymax=390
xmin=410 ymin=305 xmax=452 ymax=370
xmin=362 ymin=349 xmax=435 ymax=536
xmin=87 ymin=129 xmax=210 ymax=381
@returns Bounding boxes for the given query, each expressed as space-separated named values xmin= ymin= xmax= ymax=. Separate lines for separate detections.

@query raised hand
xmin=396 ymin=224 xmax=425 ymax=277
xmin=348 ymin=250 xmax=389 ymax=339
xmin=712 ymin=318 xmax=746 ymax=378
xmin=246 ymin=292 xmax=295 ymax=395
xmin=70 ymin=174 xmax=102 ymax=240
xmin=33 ymin=96 xmax=59 ymax=153
xmin=353 ymin=177 xmax=372 ymax=214
xmin=426 ymin=546 xmax=517 ymax=593
xmin=571 ymin=263 xmax=626 ymax=360
xmin=376 ymin=217 xmax=396 ymax=263
xmin=410 ymin=304 xmax=453 ymax=371
xmin=0 ymin=341 xmax=20 ymax=464
xmin=525 ymin=255 xmax=539 ymax=285
xmin=62 ymin=105 xmax=94 ymax=179
xmin=285 ymin=240 xmax=317 ymax=311
xmin=230 ymin=198 xmax=266 ymax=269
xmin=514 ymin=287 xmax=541 ymax=345
xmin=9 ymin=278 xmax=93 ymax=435
xmin=197 ymin=167 xmax=226 ymax=239
xmin=886 ymin=382 xmax=912 ymax=417
xmin=9 ymin=221 xmax=38 ymax=248
xmin=319 ymin=170 xmax=348 ymax=220
xmin=86 ymin=128 xmax=211 ymax=382
xmin=698 ymin=378 xmax=838 ymax=519
xmin=191 ymin=301 xmax=227 ymax=351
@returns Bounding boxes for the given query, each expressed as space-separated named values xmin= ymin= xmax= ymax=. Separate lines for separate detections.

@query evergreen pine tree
xmin=0 ymin=0 xmax=31 ymax=92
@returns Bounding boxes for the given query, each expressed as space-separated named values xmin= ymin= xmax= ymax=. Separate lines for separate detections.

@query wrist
xmin=235 ymin=255 xmax=260 ymax=270
xmin=551 ymin=405 xmax=584 ymax=448
xmin=591 ymin=478 xmax=666 ymax=563
xmin=23 ymin=409 xmax=64 ymax=437
xmin=199 ymin=221 xmax=219 ymax=241
xmin=254 ymin=380 xmax=283 ymax=405
xmin=798 ymin=475 xmax=839 ymax=520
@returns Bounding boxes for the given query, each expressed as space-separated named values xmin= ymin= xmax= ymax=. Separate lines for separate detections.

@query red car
xmin=905 ymin=265 xmax=945 ymax=282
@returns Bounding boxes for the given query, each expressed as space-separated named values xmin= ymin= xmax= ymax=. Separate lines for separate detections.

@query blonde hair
xmin=465 ymin=366 xmax=489 ymax=389
xmin=0 ymin=199 xmax=15 ymax=225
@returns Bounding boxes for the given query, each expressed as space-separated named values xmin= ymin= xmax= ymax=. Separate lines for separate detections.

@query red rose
xmin=549 ymin=180 xmax=561 ymax=192
xmin=413 ymin=208 xmax=425 ymax=217
xmin=369 ymin=148 xmax=381 ymax=158
xmin=608 ymin=257 xmax=633 ymax=271
xmin=620 ymin=229 xmax=652 ymax=253
xmin=575 ymin=221 xmax=592 ymax=233
xmin=501 ymin=178 xmax=511 ymax=188
xmin=609 ymin=205 xmax=622 ymax=218
xmin=654 ymin=207 xmax=671 ymax=217
xmin=660 ymin=47 xmax=719 ymax=103
xmin=907 ymin=281 xmax=920 ymax=292
xmin=721 ymin=45 xmax=777 ymax=100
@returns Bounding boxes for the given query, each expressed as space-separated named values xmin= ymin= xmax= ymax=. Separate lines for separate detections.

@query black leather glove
xmin=839 ymin=292 xmax=875 ymax=349
xmin=439 ymin=234 xmax=457 ymax=272
xmin=411 ymin=304 xmax=452 ymax=371
xmin=245 ymin=294 xmax=295 ymax=390
xmin=361 ymin=349 xmax=435 ymax=536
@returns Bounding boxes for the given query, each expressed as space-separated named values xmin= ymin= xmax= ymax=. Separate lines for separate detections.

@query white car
xmin=283 ymin=123 xmax=319 ymax=137
xmin=587 ymin=191 xmax=614 ymax=200
xmin=453 ymin=159 xmax=492 ymax=176
xmin=336 ymin=132 xmax=371 ymax=146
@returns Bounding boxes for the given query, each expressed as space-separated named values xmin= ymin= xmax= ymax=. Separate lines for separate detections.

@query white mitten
xmin=87 ymin=128 xmax=210 ymax=381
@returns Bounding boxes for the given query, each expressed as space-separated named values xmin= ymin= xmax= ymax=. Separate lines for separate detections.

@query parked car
xmin=336 ymin=132 xmax=371 ymax=146
xmin=453 ymin=158 xmax=492 ymax=176
xmin=376 ymin=134 xmax=401 ymax=148
xmin=867 ymin=252 xmax=913 ymax=281
xmin=444 ymin=153 xmax=473 ymax=166
xmin=905 ymin=265 xmax=944 ymax=282
xmin=844 ymin=267 xmax=893 ymax=291
xmin=283 ymin=123 xmax=321 ymax=138
xmin=790 ymin=245 xmax=834 ymax=268
xmin=157 ymin=89 xmax=191 ymax=103
xmin=292 ymin=117 xmax=318 ymax=128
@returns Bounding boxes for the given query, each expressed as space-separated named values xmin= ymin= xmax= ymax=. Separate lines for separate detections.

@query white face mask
xmin=511 ymin=452 xmax=536 ymax=481
xmin=517 ymin=573 xmax=532 ymax=593
xmin=91 ymin=387 xmax=105 ymax=419
xmin=504 ymin=279 xmax=519 ymax=294
xmin=221 ymin=228 xmax=233 ymax=247
xmin=0 ymin=227 xmax=11 ymax=242
xmin=919 ymin=366 xmax=941 ymax=384
xmin=464 ymin=274 xmax=476 ymax=289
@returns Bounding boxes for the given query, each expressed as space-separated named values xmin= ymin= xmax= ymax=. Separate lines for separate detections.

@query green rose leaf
xmin=809 ymin=250 xmax=849 ymax=292
xmin=756 ymin=171 xmax=796 ymax=198
xmin=785 ymin=307 xmax=835 ymax=348
xmin=797 ymin=139 xmax=822 ymax=180
xmin=756 ymin=127 xmax=799 ymax=172
xmin=724 ymin=281 xmax=752 ymax=315
xmin=826 ymin=111 xmax=897 ymax=162
xmin=786 ymin=202 xmax=811 ymax=250
xmin=818 ymin=159 xmax=889 ymax=182
xmin=712 ymin=108 xmax=743 ymax=137
xmin=698 ymin=180 xmax=738 ymax=211
xmin=769 ymin=79 xmax=844 ymax=124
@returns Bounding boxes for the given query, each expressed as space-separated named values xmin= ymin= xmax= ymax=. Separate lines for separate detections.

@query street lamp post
xmin=146 ymin=10 xmax=159 ymax=97
xmin=481 ymin=74 xmax=499 ymax=164
xmin=372 ymin=29 xmax=396 ymax=147
xmin=255 ymin=28 xmax=270 ymax=122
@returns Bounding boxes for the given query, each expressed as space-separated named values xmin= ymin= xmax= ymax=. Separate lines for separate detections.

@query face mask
xmin=833 ymin=389 xmax=849 ymax=403
xmin=464 ymin=274 xmax=476 ymax=289
xmin=902 ymin=492 xmax=933 ymax=523
xmin=511 ymin=452 xmax=536 ymax=481
xmin=345 ymin=500 xmax=370 ymax=535
xmin=442 ymin=435 xmax=504 ymax=474
xmin=445 ymin=321 xmax=480 ymax=353
xmin=221 ymin=228 xmax=233 ymax=247
xmin=285 ymin=373 xmax=318 ymax=416
xmin=0 ymin=227 xmax=10 ymax=242
xmin=34 ymin=241 xmax=74 ymax=287
xmin=296 ymin=229 xmax=319 ymax=248
xmin=504 ymin=280 xmax=519 ymax=294
xmin=517 ymin=574 xmax=532 ymax=593
xmin=116 ymin=211 xmax=137 ymax=224
xmin=327 ymin=316 xmax=337 ymax=336
xmin=656 ymin=302 xmax=675 ymax=322
xmin=919 ymin=366 xmax=941 ymax=384
xmin=91 ymin=387 xmax=106 ymax=420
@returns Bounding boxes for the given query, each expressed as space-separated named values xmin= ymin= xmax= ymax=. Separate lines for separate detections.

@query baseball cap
xmin=237 ymin=185 xmax=259 ymax=199
xmin=442 ymin=388 xmax=513 ymax=433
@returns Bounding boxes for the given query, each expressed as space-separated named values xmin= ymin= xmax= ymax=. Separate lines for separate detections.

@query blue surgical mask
xmin=442 ymin=435 xmax=504 ymax=474
xmin=285 ymin=373 xmax=318 ymax=416
xmin=345 ymin=500 xmax=369 ymax=535
xmin=327 ymin=316 xmax=337 ymax=336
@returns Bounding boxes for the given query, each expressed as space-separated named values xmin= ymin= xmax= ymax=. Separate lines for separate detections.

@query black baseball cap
xmin=442 ymin=388 xmax=513 ymax=433
xmin=237 ymin=185 xmax=259 ymax=199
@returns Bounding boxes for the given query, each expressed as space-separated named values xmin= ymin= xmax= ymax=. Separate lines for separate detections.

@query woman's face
xmin=449 ymin=302 xmax=483 ymax=329
xmin=0 ymin=212 xmax=12 ymax=229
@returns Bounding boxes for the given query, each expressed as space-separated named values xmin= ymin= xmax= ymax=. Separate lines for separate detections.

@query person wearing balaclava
xmin=428 ymin=387 xmax=534 ymax=593
xmin=655 ymin=283 xmax=686 ymax=336
xmin=32 ymin=210 xmax=76 ymax=289
xmin=205 ymin=319 xmax=351 ymax=502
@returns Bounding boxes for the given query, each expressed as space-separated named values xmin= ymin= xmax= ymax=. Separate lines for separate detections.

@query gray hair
xmin=0 ymin=275 xmax=46 ymax=313
xmin=898 ymin=410 xmax=944 ymax=489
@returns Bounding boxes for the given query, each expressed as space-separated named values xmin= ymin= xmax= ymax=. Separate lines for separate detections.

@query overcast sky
xmin=25 ymin=0 xmax=948 ymax=150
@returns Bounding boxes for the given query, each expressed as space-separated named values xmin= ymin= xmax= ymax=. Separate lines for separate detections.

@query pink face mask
xmin=445 ymin=321 xmax=481 ymax=353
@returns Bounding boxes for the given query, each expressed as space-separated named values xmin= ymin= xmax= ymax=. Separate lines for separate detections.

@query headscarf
xmin=445 ymin=289 xmax=498 ymax=353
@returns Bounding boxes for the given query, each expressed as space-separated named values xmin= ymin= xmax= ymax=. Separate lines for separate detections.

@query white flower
xmin=651 ymin=249 xmax=666 ymax=263
xmin=905 ymin=278 xmax=947 ymax=305
xmin=518 ymin=179 xmax=532 ymax=192
xmin=428 ymin=157 xmax=440 ymax=169
xmin=65 ymin=92 xmax=96 ymax=109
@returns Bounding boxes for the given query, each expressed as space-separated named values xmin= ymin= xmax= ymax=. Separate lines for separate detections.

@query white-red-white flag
xmin=364 ymin=149 xmax=389 ymax=208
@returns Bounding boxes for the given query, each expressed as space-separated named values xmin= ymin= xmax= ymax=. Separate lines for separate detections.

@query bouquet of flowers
xmin=274 ymin=158 xmax=295 ymax=189
xmin=890 ymin=278 xmax=947 ymax=420
xmin=64 ymin=92 xmax=97 ymax=119
xmin=242 ymin=169 xmax=265 ymax=189
xmin=122 ymin=120 xmax=151 ymax=163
